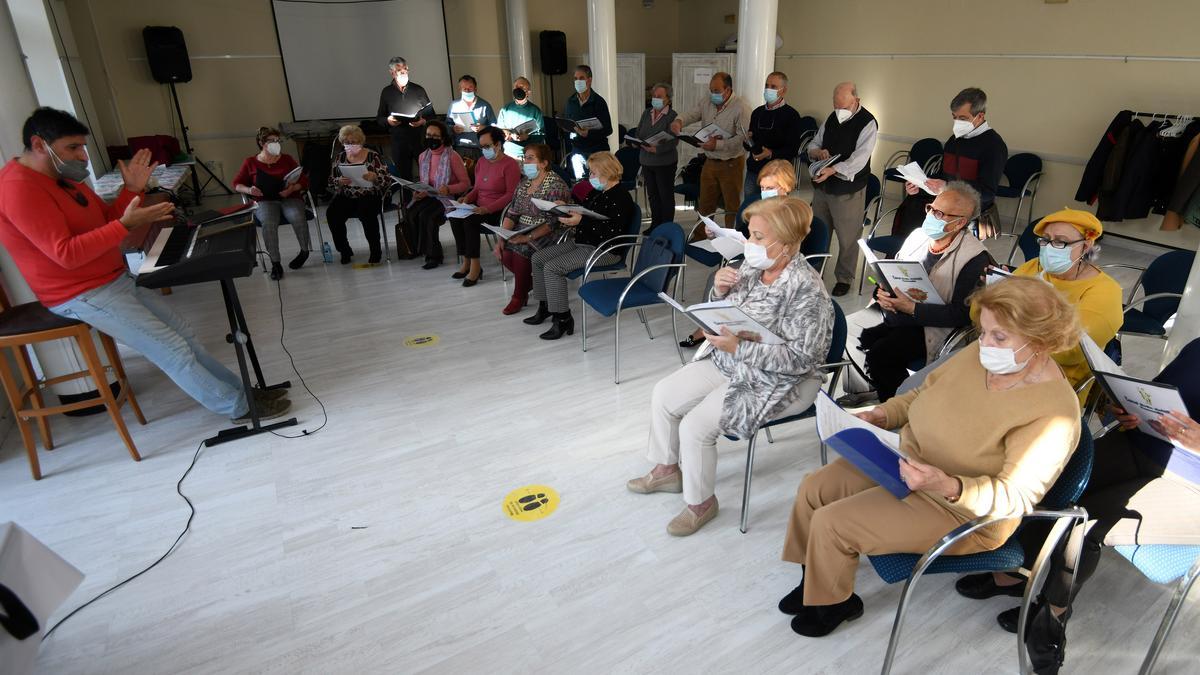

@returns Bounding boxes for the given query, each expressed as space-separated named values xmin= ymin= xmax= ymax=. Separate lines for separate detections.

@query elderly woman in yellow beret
xmin=1011 ymin=208 xmax=1123 ymax=398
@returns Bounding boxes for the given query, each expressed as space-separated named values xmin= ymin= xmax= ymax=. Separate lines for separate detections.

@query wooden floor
xmin=2 ymin=195 xmax=1197 ymax=674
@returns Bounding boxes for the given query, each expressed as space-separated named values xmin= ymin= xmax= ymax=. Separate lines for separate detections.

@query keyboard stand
xmin=204 ymin=278 xmax=298 ymax=446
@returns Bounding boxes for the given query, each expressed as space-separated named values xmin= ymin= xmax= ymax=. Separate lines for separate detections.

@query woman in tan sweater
xmin=779 ymin=276 xmax=1083 ymax=637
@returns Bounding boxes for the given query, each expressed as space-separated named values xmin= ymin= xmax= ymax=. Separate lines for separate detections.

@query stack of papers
xmin=390 ymin=177 xmax=438 ymax=192
xmin=676 ymin=122 xmax=728 ymax=147
xmin=439 ymin=198 xmax=476 ymax=219
xmin=808 ymin=154 xmax=842 ymax=176
xmin=815 ymin=392 xmax=910 ymax=499
xmin=984 ymin=265 xmax=1015 ymax=286
xmin=688 ymin=213 xmax=746 ymax=259
xmin=623 ymin=130 xmax=675 ymax=147
xmin=894 ymin=162 xmax=937 ymax=195
xmin=501 ymin=119 xmax=538 ymax=135
xmin=482 ymin=222 xmax=539 ymax=240
xmin=530 ymin=197 xmax=609 ymax=220
xmin=337 ymin=163 xmax=373 ymax=188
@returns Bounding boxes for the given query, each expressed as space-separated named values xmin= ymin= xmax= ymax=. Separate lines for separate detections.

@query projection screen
xmin=272 ymin=0 xmax=453 ymax=121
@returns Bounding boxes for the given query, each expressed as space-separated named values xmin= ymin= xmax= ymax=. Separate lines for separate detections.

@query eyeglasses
xmin=923 ymin=203 xmax=967 ymax=221
xmin=57 ymin=179 xmax=88 ymax=207
xmin=1036 ymin=236 xmax=1086 ymax=249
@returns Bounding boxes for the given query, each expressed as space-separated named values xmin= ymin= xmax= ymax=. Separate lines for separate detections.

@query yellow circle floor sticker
xmin=503 ymin=485 xmax=559 ymax=522
xmin=403 ymin=334 xmax=439 ymax=348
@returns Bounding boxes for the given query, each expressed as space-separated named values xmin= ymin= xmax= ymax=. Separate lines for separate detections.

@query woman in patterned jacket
xmin=626 ymin=196 xmax=835 ymax=536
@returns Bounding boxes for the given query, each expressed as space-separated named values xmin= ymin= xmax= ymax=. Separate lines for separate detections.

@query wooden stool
xmin=0 ymin=299 xmax=146 ymax=480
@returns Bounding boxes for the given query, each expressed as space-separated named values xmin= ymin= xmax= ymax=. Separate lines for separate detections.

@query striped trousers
xmin=530 ymin=240 xmax=619 ymax=313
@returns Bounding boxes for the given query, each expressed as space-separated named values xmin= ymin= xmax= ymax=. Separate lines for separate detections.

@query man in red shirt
xmin=0 ymin=107 xmax=289 ymax=421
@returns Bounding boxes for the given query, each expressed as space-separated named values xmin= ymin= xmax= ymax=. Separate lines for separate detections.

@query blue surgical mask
xmin=589 ymin=176 xmax=604 ymax=190
xmin=764 ymin=89 xmax=779 ymax=105
xmin=921 ymin=213 xmax=951 ymax=240
xmin=709 ymin=92 xmax=725 ymax=106
xmin=760 ymin=189 xmax=779 ymax=199
xmin=1039 ymin=244 xmax=1079 ymax=275
xmin=651 ymin=97 xmax=665 ymax=110
xmin=522 ymin=163 xmax=539 ymax=179
xmin=462 ymin=91 xmax=475 ymax=102
xmin=574 ymin=79 xmax=587 ymax=94
xmin=482 ymin=146 xmax=497 ymax=161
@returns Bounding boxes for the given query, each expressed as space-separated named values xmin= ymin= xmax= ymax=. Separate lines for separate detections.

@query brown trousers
xmin=697 ymin=155 xmax=745 ymax=229
xmin=782 ymin=459 xmax=1008 ymax=606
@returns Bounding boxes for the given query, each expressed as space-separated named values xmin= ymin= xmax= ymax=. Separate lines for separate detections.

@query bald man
xmin=807 ymin=82 xmax=879 ymax=296
xmin=496 ymin=76 xmax=546 ymax=160
xmin=671 ymin=72 xmax=752 ymax=229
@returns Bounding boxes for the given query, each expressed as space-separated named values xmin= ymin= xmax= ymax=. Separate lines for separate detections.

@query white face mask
xmin=834 ymin=108 xmax=853 ymax=124
xmin=743 ymin=240 xmax=783 ymax=270
xmin=759 ymin=188 xmax=779 ymax=199
xmin=395 ymin=73 xmax=410 ymax=87
xmin=979 ymin=342 xmax=1033 ymax=375
xmin=952 ymin=119 xmax=976 ymax=138
xmin=264 ymin=141 xmax=281 ymax=156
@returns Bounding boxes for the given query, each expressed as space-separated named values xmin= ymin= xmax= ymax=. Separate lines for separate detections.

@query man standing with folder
xmin=806 ymin=81 xmax=878 ymax=296
xmin=563 ymin=65 xmax=613 ymax=180
xmin=670 ymin=72 xmax=750 ymax=230
xmin=376 ymin=56 xmax=436 ymax=180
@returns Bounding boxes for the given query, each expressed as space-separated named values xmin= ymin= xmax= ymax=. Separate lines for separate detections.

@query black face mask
xmin=513 ymin=88 xmax=527 ymax=101
xmin=426 ymin=137 xmax=443 ymax=149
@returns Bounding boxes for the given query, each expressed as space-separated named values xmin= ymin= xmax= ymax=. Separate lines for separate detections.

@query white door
xmin=671 ymin=53 xmax=736 ymax=167
xmin=616 ymin=53 xmax=645 ymax=133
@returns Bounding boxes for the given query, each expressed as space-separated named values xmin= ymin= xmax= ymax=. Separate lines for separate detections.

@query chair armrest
xmin=937 ymin=325 xmax=977 ymax=359
xmin=864 ymin=206 xmax=900 ymax=239
xmin=1073 ymin=375 xmax=1095 ymax=396
xmin=1020 ymin=171 xmax=1043 ymax=196
xmin=583 ymin=235 xmax=645 ymax=281
xmin=1092 ymin=418 xmax=1122 ymax=440
xmin=1014 ymin=507 xmax=1089 ymax=674
xmin=1123 ymin=292 xmax=1183 ymax=314
xmin=883 ymin=150 xmax=909 ymax=171
xmin=1099 ymin=263 xmax=1148 ymax=304
xmin=618 ymin=263 xmax=688 ymax=307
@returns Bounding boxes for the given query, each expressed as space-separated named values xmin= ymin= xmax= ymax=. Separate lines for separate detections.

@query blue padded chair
xmin=857 ymin=175 xmax=904 ymax=294
xmin=722 ymin=302 xmax=850 ymax=533
xmin=578 ymin=222 xmax=686 ymax=384
xmin=1112 ymin=546 xmax=1200 ymax=674
xmin=1104 ymin=250 xmax=1194 ymax=341
xmin=882 ymin=137 xmax=943 ymax=199
xmin=802 ymin=216 xmax=832 ymax=274
xmin=566 ymin=203 xmax=643 ymax=282
xmin=994 ymin=153 xmax=1043 ymax=236
xmin=615 ymin=146 xmax=641 ymax=192
xmin=871 ymin=425 xmax=1094 ymax=674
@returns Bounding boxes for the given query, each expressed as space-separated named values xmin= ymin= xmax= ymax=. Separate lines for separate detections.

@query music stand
xmin=167 ymin=81 xmax=234 ymax=206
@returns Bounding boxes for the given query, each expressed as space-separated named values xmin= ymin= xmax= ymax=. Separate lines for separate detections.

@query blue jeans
xmin=49 ymin=275 xmax=247 ymax=417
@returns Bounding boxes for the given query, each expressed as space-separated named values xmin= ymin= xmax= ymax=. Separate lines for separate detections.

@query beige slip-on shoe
xmin=667 ymin=499 xmax=719 ymax=536
xmin=626 ymin=470 xmax=683 ymax=494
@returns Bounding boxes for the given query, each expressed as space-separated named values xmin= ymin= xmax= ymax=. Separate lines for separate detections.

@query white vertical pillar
xmin=1162 ymin=242 xmax=1200 ymax=366
xmin=734 ymin=0 xmax=778 ymax=106
xmin=587 ymin=0 xmax=618 ymax=153
xmin=505 ymin=0 xmax=532 ymax=85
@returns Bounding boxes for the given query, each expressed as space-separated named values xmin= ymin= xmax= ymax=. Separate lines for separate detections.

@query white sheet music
xmin=895 ymin=162 xmax=937 ymax=195
xmin=814 ymin=391 xmax=903 ymax=455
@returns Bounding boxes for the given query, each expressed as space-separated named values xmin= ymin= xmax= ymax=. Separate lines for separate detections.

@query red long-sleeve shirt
xmin=231 ymin=154 xmax=309 ymax=199
xmin=0 ymin=159 xmax=139 ymax=307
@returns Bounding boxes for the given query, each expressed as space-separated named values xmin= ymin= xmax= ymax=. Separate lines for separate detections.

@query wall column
xmin=733 ymin=0 xmax=778 ymax=105
xmin=587 ymin=0 xmax=618 ymax=153
xmin=505 ymin=0 xmax=532 ymax=84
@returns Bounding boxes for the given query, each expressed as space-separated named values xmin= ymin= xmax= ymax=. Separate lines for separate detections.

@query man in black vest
xmin=807 ymin=81 xmax=878 ymax=296
xmin=376 ymin=56 xmax=436 ymax=181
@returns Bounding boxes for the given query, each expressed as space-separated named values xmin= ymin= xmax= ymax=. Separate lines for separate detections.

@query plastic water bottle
xmin=321 ymin=241 xmax=333 ymax=264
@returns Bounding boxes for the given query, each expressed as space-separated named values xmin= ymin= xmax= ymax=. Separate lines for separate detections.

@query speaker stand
xmin=168 ymin=81 xmax=233 ymax=206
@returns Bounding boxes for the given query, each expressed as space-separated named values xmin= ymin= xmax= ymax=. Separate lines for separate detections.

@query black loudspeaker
xmin=142 ymin=26 xmax=192 ymax=83
xmin=539 ymin=30 xmax=568 ymax=76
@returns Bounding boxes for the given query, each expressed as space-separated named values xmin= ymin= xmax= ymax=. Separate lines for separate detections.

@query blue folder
xmin=825 ymin=428 xmax=911 ymax=499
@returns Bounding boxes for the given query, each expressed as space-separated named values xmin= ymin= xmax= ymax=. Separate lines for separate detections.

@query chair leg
xmin=99 ymin=332 xmax=146 ymax=425
xmin=1139 ymin=556 xmax=1200 ymax=675
xmin=820 ymin=441 xmax=828 ymax=466
xmin=638 ymin=309 xmax=653 ymax=339
xmin=739 ymin=432 xmax=758 ymax=534
xmin=613 ymin=306 xmax=622 ymax=384
xmin=14 ymin=344 xmax=53 ymax=450
xmin=581 ymin=303 xmax=589 ymax=353
xmin=880 ymin=568 xmax=929 ymax=675
xmin=764 ymin=427 xmax=775 ymax=444
xmin=75 ymin=332 xmax=140 ymax=462
xmin=0 ymin=349 xmax=41 ymax=479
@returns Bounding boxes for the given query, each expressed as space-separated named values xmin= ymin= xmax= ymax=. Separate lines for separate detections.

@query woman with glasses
xmin=852 ymin=181 xmax=992 ymax=401
xmin=232 ymin=127 xmax=310 ymax=280
xmin=1009 ymin=208 xmax=1123 ymax=399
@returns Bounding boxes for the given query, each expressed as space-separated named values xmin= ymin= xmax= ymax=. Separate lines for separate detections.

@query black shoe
xmin=679 ymin=334 xmax=703 ymax=349
xmin=422 ymin=260 xmax=440 ymax=270
xmin=835 ymin=391 xmax=879 ymax=408
xmin=789 ymin=593 xmax=864 ymax=637
xmin=368 ymin=252 xmax=382 ymax=265
xmin=999 ymin=600 xmax=1071 ymax=635
xmin=340 ymin=252 xmax=353 ymax=265
xmin=1025 ymin=603 xmax=1068 ymax=674
xmin=539 ymin=312 xmax=575 ymax=340
xmin=956 ymin=572 xmax=1027 ymax=600
xmin=831 ymin=282 xmax=851 ymax=297
xmin=462 ymin=270 xmax=482 ymax=287
xmin=523 ymin=301 xmax=551 ymax=325
xmin=288 ymin=250 xmax=309 ymax=270
xmin=451 ymin=269 xmax=469 ymax=279
xmin=778 ymin=576 xmax=806 ymax=615
xmin=270 ymin=262 xmax=284 ymax=280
